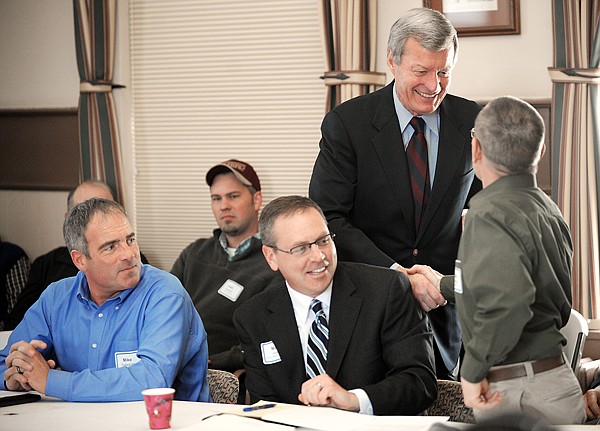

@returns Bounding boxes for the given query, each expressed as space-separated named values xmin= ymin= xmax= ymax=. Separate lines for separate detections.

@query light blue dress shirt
xmin=389 ymin=87 xmax=441 ymax=271
xmin=392 ymin=87 xmax=440 ymax=187
xmin=0 ymin=264 xmax=211 ymax=402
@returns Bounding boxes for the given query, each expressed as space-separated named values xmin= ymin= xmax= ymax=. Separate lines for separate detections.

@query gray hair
xmin=387 ymin=8 xmax=458 ymax=65
xmin=67 ymin=180 xmax=114 ymax=210
xmin=259 ymin=196 xmax=326 ymax=247
xmin=63 ymin=198 xmax=128 ymax=258
xmin=474 ymin=96 xmax=545 ymax=175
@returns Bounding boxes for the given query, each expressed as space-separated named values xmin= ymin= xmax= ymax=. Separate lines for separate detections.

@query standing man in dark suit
xmin=233 ymin=196 xmax=436 ymax=415
xmin=308 ymin=7 xmax=482 ymax=379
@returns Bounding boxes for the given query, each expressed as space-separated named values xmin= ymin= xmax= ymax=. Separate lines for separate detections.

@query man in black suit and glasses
xmin=234 ymin=196 xmax=436 ymax=415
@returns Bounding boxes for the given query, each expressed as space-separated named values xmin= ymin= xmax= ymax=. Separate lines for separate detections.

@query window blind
xmin=130 ymin=0 xmax=325 ymax=269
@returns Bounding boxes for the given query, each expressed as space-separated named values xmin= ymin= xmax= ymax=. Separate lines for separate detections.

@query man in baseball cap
xmin=205 ymin=159 xmax=261 ymax=192
xmin=171 ymin=159 xmax=282 ymax=396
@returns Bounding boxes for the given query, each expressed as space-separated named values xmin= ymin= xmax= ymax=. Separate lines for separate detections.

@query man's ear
xmin=253 ymin=191 xmax=263 ymax=212
xmin=539 ymin=143 xmax=546 ymax=159
xmin=262 ymin=244 xmax=279 ymax=272
xmin=70 ymin=249 xmax=87 ymax=272
xmin=472 ymin=137 xmax=483 ymax=164
xmin=386 ymin=49 xmax=396 ymax=73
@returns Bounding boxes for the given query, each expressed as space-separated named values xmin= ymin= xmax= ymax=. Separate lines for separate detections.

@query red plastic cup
xmin=142 ymin=388 xmax=176 ymax=429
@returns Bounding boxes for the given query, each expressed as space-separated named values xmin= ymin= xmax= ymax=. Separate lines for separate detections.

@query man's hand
xmin=406 ymin=264 xmax=443 ymax=289
xmin=461 ymin=377 xmax=503 ymax=410
xmin=4 ymin=339 xmax=54 ymax=393
xmin=298 ymin=374 xmax=359 ymax=412
xmin=399 ymin=265 xmax=446 ymax=312
xmin=4 ymin=340 xmax=31 ymax=391
xmin=584 ymin=387 xmax=600 ymax=419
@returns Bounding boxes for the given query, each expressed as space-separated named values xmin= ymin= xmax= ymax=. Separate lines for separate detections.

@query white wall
xmin=0 ymin=0 xmax=553 ymax=262
xmin=0 ymin=0 xmax=79 ymax=108
xmin=0 ymin=0 xmax=77 ymax=259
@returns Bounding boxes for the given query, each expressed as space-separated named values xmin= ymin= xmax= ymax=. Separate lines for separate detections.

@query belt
xmin=486 ymin=356 xmax=565 ymax=382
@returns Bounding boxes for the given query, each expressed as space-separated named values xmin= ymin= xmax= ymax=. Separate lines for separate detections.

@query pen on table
xmin=243 ymin=403 xmax=277 ymax=412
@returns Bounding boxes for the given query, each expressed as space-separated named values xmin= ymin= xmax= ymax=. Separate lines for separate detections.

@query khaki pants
xmin=474 ymin=361 xmax=586 ymax=425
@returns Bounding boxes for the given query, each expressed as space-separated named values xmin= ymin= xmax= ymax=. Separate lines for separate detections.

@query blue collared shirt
xmin=1 ymin=264 xmax=211 ymax=402
xmin=392 ymin=87 xmax=440 ymax=187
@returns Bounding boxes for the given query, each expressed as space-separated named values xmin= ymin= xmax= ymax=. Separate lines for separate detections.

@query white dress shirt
xmin=286 ymin=282 xmax=374 ymax=415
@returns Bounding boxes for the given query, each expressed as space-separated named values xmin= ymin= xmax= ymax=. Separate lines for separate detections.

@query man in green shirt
xmin=410 ymin=96 xmax=585 ymax=424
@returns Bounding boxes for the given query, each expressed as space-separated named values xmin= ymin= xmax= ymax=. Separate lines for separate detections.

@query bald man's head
xmin=67 ymin=181 xmax=114 ymax=212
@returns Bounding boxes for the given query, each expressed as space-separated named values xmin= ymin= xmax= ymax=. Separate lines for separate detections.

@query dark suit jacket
xmin=308 ymin=82 xmax=482 ymax=377
xmin=233 ymin=262 xmax=437 ymax=415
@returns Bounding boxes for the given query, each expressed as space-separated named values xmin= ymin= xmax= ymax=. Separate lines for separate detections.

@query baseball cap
xmin=205 ymin=159 xmax=261 ymax=191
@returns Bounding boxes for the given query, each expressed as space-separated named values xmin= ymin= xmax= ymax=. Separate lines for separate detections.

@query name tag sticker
xmin=454 ymin=260 xmax=463 ymax=295
xmin=115 ymin=351 xmax=141 ymax=368
xmin=218 ymin=279 xmax=244 ymax=302
xmin=261 ymin=341 xmax=281 ymax=365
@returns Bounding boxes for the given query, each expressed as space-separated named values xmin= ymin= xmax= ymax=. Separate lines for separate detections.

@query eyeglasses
xmin=268 ymin=233 xmax=335 ymax=257
xmin=470 ymin=128 xmax=476 ymax=139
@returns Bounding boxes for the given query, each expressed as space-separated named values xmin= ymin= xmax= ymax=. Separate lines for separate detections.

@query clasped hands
xmin=398 ymin=264 xmax=447 ymax=313
xmin=298 ymin=374 xmax=360 ymax=412
xmin=4 ymin=339 xmax=54 ymax=394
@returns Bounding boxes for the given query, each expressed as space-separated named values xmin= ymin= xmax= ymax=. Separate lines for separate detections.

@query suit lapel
xmin=417 ymin=98 xmax=469 ymax=240
xmin=372 ymin=82 xmax=415 ymax=236
xmin=265 ymin=287 xmax=307 ymax=391
xmin=326 ymin=266 xmax=362 ymax=379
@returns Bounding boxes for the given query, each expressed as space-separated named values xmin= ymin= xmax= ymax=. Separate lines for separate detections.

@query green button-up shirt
xmin=441 ymin=174 xmax=573 ymax=382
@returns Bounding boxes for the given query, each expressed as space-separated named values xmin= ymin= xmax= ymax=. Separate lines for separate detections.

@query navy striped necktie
xmin=306 ymin=299 xmax=329 ymax=378
xmin=407 ymin=117 xmax=430 ymax=231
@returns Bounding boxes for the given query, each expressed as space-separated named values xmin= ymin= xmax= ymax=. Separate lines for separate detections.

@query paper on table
xmin=355 ymin=415 xmax=451 ymax=431
xmin=178 ymin=413 xmax=295 ymax=431
xmin=231 ymin=401 xmax=450 ymax=431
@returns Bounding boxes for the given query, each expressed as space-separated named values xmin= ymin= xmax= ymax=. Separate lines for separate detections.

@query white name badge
xmin=218 ymin=279 xmax=244 ymax=302
xmin=454 ymin=260 xmax=463 ymax=295
xmin=115 ymin=351 xmax=141 ymax=368
xmin=261 ymin=341 xmax=281 ymax=365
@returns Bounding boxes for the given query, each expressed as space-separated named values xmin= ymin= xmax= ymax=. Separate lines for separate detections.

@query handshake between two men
xmin=398 ymin=265 xmax=446 ymax=314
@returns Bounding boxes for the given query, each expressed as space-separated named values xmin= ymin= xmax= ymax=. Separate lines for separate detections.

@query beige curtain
xmin=318 ymin=0 xmax=386 ymax=112
xmin=548 ymin=0 xmax=600 ymax=317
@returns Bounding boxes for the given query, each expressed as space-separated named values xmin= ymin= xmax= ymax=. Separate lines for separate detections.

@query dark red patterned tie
xmin=406 ymin=117 xmax=430 ymax=231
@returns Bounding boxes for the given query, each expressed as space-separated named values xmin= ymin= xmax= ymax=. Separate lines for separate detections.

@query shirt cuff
xmin=461 ymin=351 xmax=489 ymax=383
xmin=45 ymin=369 xmax=71 ymax=400
xmin=349 ymin=388 xmax=373 ymax=415
xmin=440 ymin=275 xmax=455 ymax=302
xmin=390 ymin=263 xmax=402 ymax=270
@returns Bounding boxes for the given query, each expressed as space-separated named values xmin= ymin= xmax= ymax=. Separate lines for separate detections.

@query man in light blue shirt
xmin=1 ymin=198 xmax=211 ymax=402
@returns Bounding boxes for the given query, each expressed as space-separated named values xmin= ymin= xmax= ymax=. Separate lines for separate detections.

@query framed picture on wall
xmin=423 ymin=0 xmax=521 ymax=37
